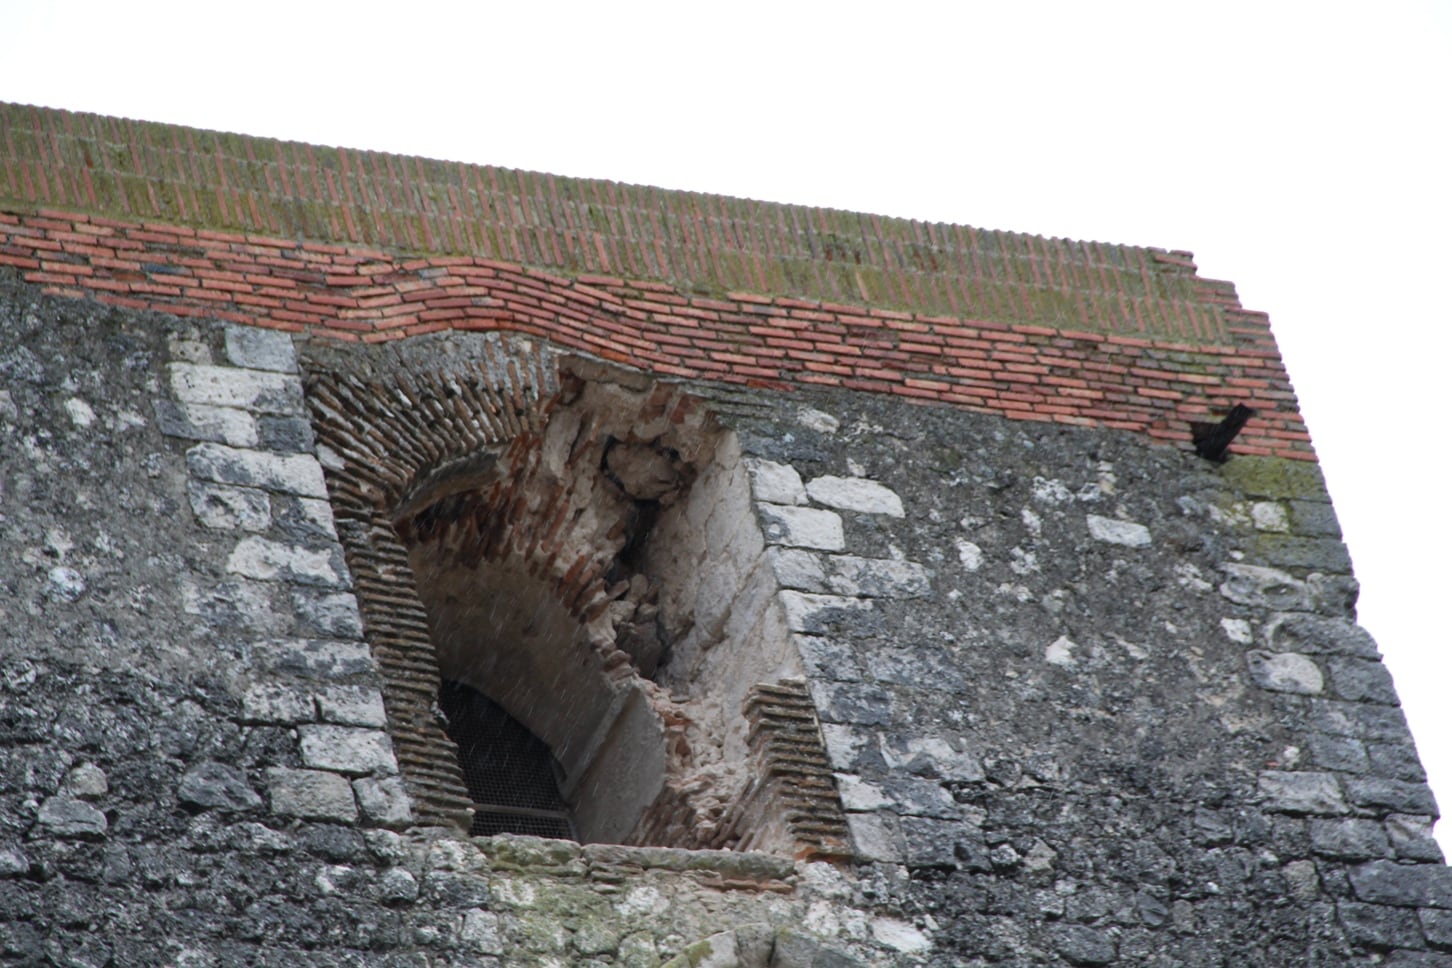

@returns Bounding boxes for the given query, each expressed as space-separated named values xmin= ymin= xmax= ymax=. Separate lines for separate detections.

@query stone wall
xmin=3 ymin=273 xmax=1449 ymax=965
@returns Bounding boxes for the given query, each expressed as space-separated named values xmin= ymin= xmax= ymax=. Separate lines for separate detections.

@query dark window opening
xmin=438 ymin=679 xmax=575 ymax=839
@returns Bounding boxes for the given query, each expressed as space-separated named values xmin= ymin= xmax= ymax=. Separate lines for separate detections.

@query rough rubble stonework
xmin=1 ymin=103 xmax=1449 ymax=966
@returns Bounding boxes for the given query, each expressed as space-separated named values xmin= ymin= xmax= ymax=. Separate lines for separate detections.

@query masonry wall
xmin=2 ymin=270 xmax=1449 ymax=966
xmin=1 ymin=103 xmax=1449 ymax=967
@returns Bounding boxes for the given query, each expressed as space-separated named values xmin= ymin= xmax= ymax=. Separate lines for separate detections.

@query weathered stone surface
xmin=227 ymin=535 xmax=350 ymax=588
xmin=187 ymin=442 xmax=328 ymax=497
xmin=778 ymin=591 xmax=874 ymax=635
xmin=35 ymin=796 xmax=108 ymax=837
xmin=744 ymin=457 xmax=807 ymax=505
xmin=1259 ymin=771 xmax=1349 ymax=815
xmin=757 ymin=503 xmax=845 ymax=550
xmin=170 ymin=362 xmax=303 ymax=413
xmin=1050 ymin=924 xmax=1117 ymax=965
xmin=255 ymin=638 xmax=376 ymax=679
xmin=1344 ymin=778 xmax=1439 ymax=816
xmin=316 ymin=686 xmax=388 ymax=727
xmin=266 ymin=768 xmax=358 ymax=822
xmin=241 ymin=682 xmax=315 ymax=723
xmin=1246 ymin=651 xmax=1324 ymax=694
xmin=297 ymin=725 xmax=398 ymax=775
xmin=824 ymin=555 xmax=931 ymax=598
xmin=225 ymin=325 xmax=297 ymax=373
xmin=353 ymin=777 xmax=413 ymax=827
xmin=766 ymin=547 xmax=828 ymax=591
xmin=1311 ymin=819 xmax=1393 ymax=860
xmin=805 ymin=475 xmax=905 ymax=516
xmin=1219 ymin=563 xmax=1311 ymax=610
xmin=188 ymin=480 xmax=271 ymax=531
xmin=1420 ymin=909 xmax=1452 ymax=949
xmin=178 ymin=762 xmax=264 ymax=811
xmin=1327 ymin=656 xmax=1400 ymax=705
xmin=1085 ymin=513 xmax=1151 ymax=547
xmin=1267 ymin=613 xmax=1380 ymax=658
xmin=1349 ymin=860 xmax=1452 ymax=909
xmin=1336 ymin=901 xmax=1425 ymax=950
xmin=154 ymin=399 xmax=259 ymax=446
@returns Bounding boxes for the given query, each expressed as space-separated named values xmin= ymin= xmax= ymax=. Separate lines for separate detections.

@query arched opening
xmin=304 ymin=334 xmax=848 ymax=855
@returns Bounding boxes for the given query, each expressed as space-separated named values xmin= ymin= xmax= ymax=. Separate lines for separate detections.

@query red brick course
xmin=0 ymin=208 xmax=1312 ymax=460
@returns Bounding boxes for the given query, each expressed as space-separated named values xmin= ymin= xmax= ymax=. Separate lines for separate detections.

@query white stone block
xmin=187 ymin=443 xmax=328 ymax=498
xmin=227 ymin=535 xmax=350 ymax=588
xmin=170 ymin=362 xmax=303 ymax=414
xmin=1086 ymin=514 xmax=1151 ymax=547
xmin=298 ymin=725 xmax=399 ymax=775
xmin=826 ymin=556 xmax=931 ymax=598
xmin=766 ymin=547 xmax=828 ymax=591
xmin=758 ymin=504 xmax=844 ymax=550
xmin=1247 ymin=651 xmax=1324 ymax=694
xmin=317 ymin=686 xmax=388 ymax=727
xmin=225 ymin=325 xmax=298 ymax=372
xmin=777 ymin=590 xmax=872 ymax=633
xmin=805 ymin=475 xmax=905 ymax=517
xmin=188 ymin=480 xmax=271 ymax=531
xmin=744 ymin=458 xmax=808 ymax=505
xmin=267 ymin=768 xmax=357 ymax=822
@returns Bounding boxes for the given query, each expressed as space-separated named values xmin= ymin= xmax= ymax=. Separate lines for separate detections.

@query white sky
xmin=4 ymin=1 xmax=1449 ymax=853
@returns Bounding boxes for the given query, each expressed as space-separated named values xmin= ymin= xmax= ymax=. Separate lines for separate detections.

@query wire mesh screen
xmin=437 ymin=680 xmax=576 ymax=840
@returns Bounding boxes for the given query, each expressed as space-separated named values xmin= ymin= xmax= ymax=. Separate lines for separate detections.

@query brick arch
xmin=302 ymin=332 xmax=850 ymax=854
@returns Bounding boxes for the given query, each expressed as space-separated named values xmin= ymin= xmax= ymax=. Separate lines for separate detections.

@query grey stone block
xmin=254 ymin=638 xmax=376 ymax=680
xmin=178 ymin=762 xmax=263 ymax=812
xmin=1257 ymin=535 xmax=1352 ymax=572
xmin=225 ymin=325 xmax=297 ymax=372
xmin=241 ymin=683 xmax=314 ymax=724
xmin=1421 ymin=909 xmax=1452 ymax=950
xmin=316 ymin=686 xmax=388 ymax=727
xmin=298 ymin=725 xmax=398 ymax=775
xmin=1310 ymin=818 xmax=1392 ymax=860
xmin=256 ymin=415 xmax=316 ymax=453
xmin=170 ymin=362 xmax=303 ymax=413
xmin=227 ymin=535 xmax=350 ymax=588
xmin=792 ymin=635 xmax=864 ymax=682
xmin=1327 ymin=657 xmax=1400 ymax=705
xmin=291 ymin=589 xmax=365 ymax=639
xmin=353 ymin=776 xmax=413 ymax=828
xmin=1288 ymin=500 xmax=1342 ymax=538
xmin=808 ymin=680 xmax=894 ymax=726
xmin=1268 ymin=613 xmax=1379 ymax=658
xmin=825 ymin=555 xmax=931 ymax=598
xmin=266 ymin=768 xmax=357 ymax=822
xmin=1337 ymin=900 xmax=1425 ymax=949
xmin=1258 ymin=771 xmax=1349 ymax=815
xmin=186 ymin=442 xmax=328 ymax=498
xmin=1050 ymin=924 xmax=1117 ymax=965
xmin=1246 ymin=651 xmax=1324 ymax=694
xmin=1219 ymin=564 xmax=1310 ymax=611
xmin=1350 ymin=861 xmax=1452 ymax=909
xmin=1310 ymin=733 xmax=1370 ymax=773
xmin=187 ymin=480 xmax=271 ymax=531
xmin=35 ymin=796 xmax=107 ymax=838
xmin=1345 ymin=778 xmax=1439 ymax=816
xmin=154 ymin=399 xmax=258 ymax=447
xmin=844 ymin=811 xmax=904 ymax=863
xmin=1388 ymin=815 xmax=1445 ymax=864
xmin=758 ymin=504 xmax=845 ymax=550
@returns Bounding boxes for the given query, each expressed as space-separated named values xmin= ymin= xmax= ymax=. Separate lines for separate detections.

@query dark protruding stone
xmin=178 ymin=761 xmax=263 ymax=812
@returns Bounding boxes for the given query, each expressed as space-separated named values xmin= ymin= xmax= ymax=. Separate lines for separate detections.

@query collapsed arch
xmin=303 ymin=333 xmax=848 ymax=854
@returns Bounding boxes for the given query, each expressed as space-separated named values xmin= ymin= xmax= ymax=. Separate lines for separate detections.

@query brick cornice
xmin=0 ymin=208 xmax=1313 ymax=460
xmin=3 ymin=102 xmax=1249 ymax=344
